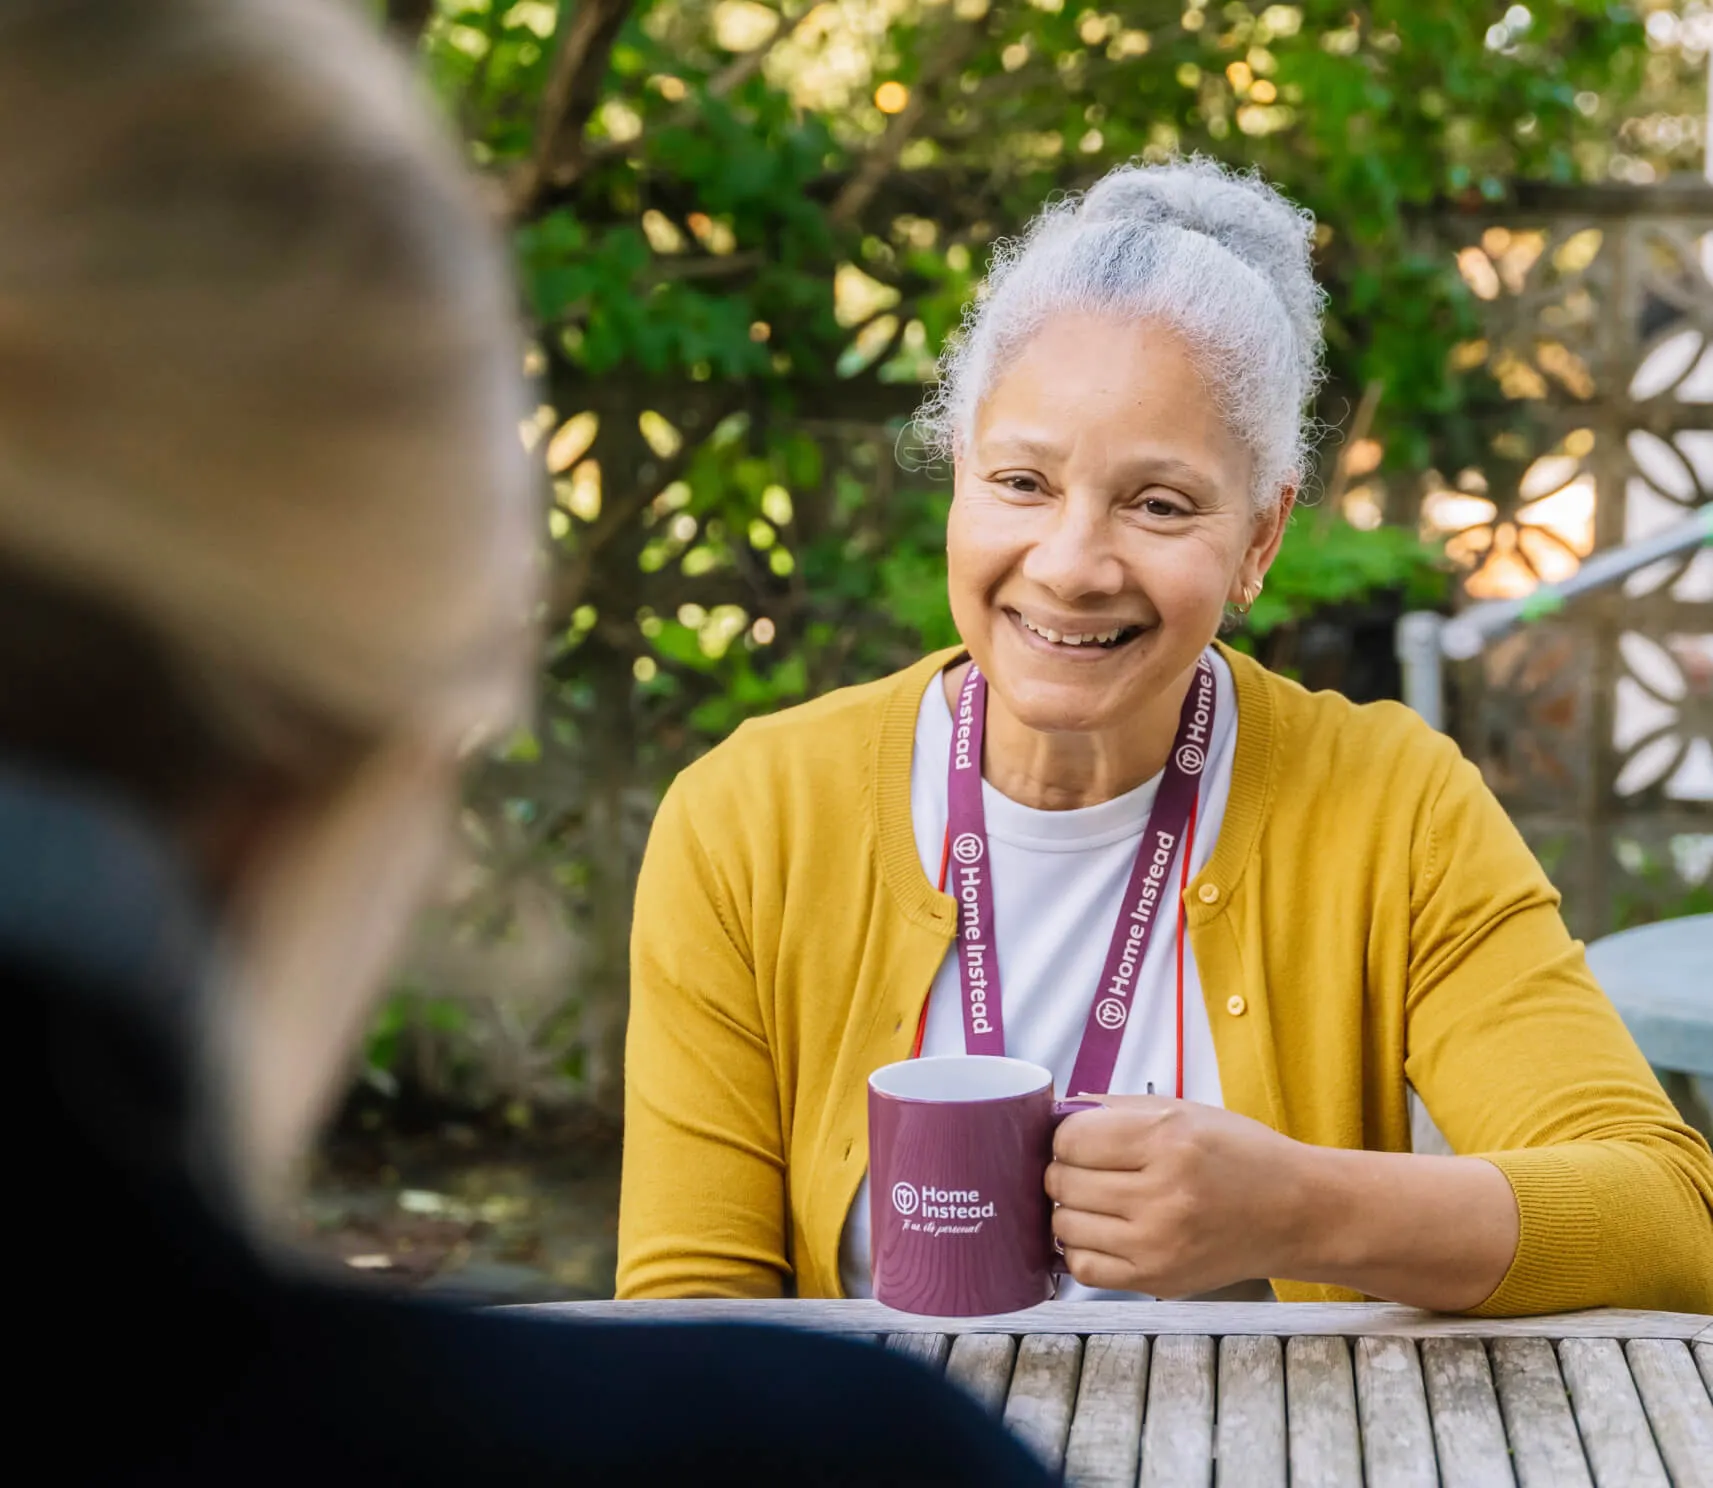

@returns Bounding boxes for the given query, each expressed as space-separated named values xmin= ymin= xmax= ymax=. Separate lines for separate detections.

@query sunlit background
xmin=309 ymin=0 xmax=1713 ymax=1297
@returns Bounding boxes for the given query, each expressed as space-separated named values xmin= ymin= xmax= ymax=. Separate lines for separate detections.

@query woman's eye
xmin=1140 ymin=497 xmax=1182 ymax=517
xmin=998 ymin=474 xmax=1041 ymax=494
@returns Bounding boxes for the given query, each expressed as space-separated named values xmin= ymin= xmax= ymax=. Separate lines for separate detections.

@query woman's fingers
xmin=1058 ymin=1246 xmax=1136 ymax=1293
xmin=1047 ymin=1100 xmax=1302 ymax=1297
xmin=1052 ymin=1098 xmax=1175 ymax=1168
xmin=1055 ymin=1206 xmax=1210 ymax=1297
xmin=1044 ymin=1160 xmax=1140 ymax=1216
xmin=1051 ymin=1204 xmax=1137 ymax=1257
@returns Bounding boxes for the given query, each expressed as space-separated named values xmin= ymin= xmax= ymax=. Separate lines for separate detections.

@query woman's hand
xmin=1047 ymin=1096 xmax=1310 ymax=1298
xmin=1047 ymin=1096 xmax=1521 ymax=1309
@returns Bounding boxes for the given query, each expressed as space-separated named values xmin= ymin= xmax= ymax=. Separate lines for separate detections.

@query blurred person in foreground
xmin=1 ymin=2 xmax=1052 ymax=1483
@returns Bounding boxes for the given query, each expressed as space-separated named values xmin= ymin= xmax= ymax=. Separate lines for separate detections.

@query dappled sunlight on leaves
xmin=349 ymin=0 xmax=1701 ymax=1137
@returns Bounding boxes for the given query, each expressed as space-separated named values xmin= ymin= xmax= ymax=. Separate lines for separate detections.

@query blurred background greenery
xmin=301 ymin=0 xmax=1712 ymax=1296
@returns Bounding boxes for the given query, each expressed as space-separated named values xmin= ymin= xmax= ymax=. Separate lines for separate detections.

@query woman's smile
xmin=944 ymin=313 xmax=1278 ymax=795
xmin=1005 ymin=605 xmax=1149 ymax=660
xmin=618 ymin=156 xmax=1713 ymax=1336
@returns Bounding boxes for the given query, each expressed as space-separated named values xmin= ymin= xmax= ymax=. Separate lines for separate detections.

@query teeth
xmin=1020 ymin=614 xmax=1129 ymax=647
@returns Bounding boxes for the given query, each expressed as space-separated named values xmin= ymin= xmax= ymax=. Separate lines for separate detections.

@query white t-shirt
xmin=838 ymin=650 xmax=1240 ymax=1302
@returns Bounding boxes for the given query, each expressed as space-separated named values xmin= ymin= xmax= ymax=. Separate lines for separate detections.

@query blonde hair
xmin=0 ymin=0 xmax=536 ymax=810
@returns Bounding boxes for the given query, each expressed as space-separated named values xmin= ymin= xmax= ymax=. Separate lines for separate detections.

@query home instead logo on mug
xmin=890 ymin=1182 xmax=997 ymax=1233
xmin=868 ymin=1055 xmax=1073 ymax=1316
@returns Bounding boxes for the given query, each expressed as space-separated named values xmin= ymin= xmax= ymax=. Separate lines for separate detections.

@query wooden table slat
xmin=1062 ymin=1334 xmax=1149 ymax=1488
xmin=1625 ymin=1338 xmax=1713 ymax=1488
xmin=1420 ymin=1337 xmax=1516 ymax=1488
xmin=1285 ymin=1334 xmax=1363 ymax=1488
xmin=1556 ymin=1338 xmax=1669 ymax=1488
xmin=1138 ymin=1334 xmax=1215 ymax=1488
xmin=1355 ymin=1336 xmax=1438 ymax=1488
xmin=886 ymin=1332 xmax=951 ymax=1372
xmin=1488 ymin=1337 xmax=1592 ymax=1488
xmin=1002 ymin=1334 xmax=1082 ymax=1474
xmin=944 ymin=1332 xmax=1016 ymax=1417
xmin=514 ymin=1298 xmax=1708 ymax=1338
xmin=516 ymin=1296 xmax=1713 ymax=1482
xmin=1215 ymin=1335 xmax=1286 ymax=1487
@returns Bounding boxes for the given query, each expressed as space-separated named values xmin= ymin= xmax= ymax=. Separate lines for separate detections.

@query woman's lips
xmin=1005 ymin=608 xmax=1147 ymax=657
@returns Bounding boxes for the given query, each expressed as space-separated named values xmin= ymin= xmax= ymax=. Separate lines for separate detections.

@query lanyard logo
xmin=1094 ymin=997 xmax=1128 ymax=1030
xmin=942 ymin=654 xmax=1217 ymax=1095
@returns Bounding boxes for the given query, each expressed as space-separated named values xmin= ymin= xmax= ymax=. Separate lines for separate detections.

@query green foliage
xmin=379 ymin=0 xmax=1702 ymax=1110
xmin=364 ymin=987 xmax=472 ymax=1094
xmin=463 ymin=0 xmax=1671 ymax=743
xmin=1614 ymin=853 xmax=1713 ymax=931
xmin=1243 ymin=516 xmax=1447 ymax=639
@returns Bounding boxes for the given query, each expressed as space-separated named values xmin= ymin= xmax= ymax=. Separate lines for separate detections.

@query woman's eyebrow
xmin=1123 ymin=455 xmax=1221 ymax=492
xmin=980 ymin=434 xmax=1068 ymax=463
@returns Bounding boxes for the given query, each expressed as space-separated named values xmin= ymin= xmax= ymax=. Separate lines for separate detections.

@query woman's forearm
xmin=1286 ymin=1146 xmax=1521 ymax=1312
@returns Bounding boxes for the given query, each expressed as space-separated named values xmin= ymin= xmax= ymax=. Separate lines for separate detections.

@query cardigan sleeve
xmin=615 ymin=773 xmax=790 ymax=1299
xmin=1403 ymin=746 xmax=1713 ymax=1316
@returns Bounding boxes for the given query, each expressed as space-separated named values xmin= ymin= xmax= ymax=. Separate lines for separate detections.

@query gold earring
xmin=1235 ymin=579 xmax=1260 ymax=615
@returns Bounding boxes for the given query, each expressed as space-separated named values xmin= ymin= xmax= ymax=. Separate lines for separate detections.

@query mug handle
xmin=1047 ymin=1097 xmax=1105 ymax=1278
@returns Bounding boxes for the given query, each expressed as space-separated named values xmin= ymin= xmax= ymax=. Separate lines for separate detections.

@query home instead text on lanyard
xmin=922 ymin=654 xmax=1216 ymax=1100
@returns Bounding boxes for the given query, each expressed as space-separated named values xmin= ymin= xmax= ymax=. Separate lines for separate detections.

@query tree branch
xmin=828 ymin=21 xmax=985 ymax=229
xmin=384 ymin=0 xmax=435 ymax=49
xmin=573 ymin=8 xmax=818 ymax=183
xmin=547 ymin=395 xmax=744 ymax=622
xmin=705 ymin=16 xmax=794 ymax=99
xmin=649 ymin=249 xmax=767 ymax=283
xmin=508 ymin=0 xmax=636 ymax=218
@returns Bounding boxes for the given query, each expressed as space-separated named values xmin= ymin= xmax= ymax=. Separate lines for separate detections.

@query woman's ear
xmin=1248 ymin=485 xmax=1296 ymax=583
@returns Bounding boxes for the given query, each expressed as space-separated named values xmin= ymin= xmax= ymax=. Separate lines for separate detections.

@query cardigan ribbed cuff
xmin=1472 ymin=1148 xmax=1602 ymax=1316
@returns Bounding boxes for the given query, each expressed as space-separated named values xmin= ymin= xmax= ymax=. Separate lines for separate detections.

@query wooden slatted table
xmin=520 ymin=1301 xmax=1713 ymax=1486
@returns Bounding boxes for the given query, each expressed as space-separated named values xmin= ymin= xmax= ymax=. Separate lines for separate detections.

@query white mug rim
xmin=868 ymin=1054 xmax=1052 ymax=1103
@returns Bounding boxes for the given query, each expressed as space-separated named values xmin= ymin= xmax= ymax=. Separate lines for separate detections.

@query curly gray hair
xmin=913 ymin=156 xmax=1327 ymax=509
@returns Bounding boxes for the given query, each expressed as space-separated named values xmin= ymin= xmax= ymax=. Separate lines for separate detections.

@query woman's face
xmin=947 ymin=314 xmax=1290 ymax=737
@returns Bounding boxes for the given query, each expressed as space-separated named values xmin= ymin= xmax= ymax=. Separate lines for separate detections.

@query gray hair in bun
xmin=914 ymin=156 xmax=1326 ymax=509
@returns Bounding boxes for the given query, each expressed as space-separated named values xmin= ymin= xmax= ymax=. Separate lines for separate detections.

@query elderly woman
xmin=619 ymin=158 xmax=1713 ymax=1314
xmin=5 ymin=3 xmax=1054 ymax=1482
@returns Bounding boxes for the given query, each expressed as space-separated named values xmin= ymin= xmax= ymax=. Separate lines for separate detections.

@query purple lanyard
xmin=943 ymin=654 xmax=1216 ymax=1097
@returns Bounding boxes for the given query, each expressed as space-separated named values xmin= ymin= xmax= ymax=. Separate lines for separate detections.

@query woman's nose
xmin=1018 ymin=498 xmax=1125 ymax=600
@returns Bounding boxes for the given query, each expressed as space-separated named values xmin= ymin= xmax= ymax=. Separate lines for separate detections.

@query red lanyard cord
xmin=1174 ymin=794 xmax=1197 ymax=1100
xmin=914 ymin=800 xmax=1199 ymax=1095
xmin=911 ymin=830 xmax=955 ymax=1058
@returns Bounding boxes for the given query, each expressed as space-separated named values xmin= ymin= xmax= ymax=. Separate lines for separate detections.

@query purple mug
xmin=868 ymin=1054 xmax=1095 ymax=1317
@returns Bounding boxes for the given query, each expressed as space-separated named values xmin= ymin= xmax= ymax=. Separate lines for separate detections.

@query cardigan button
xmin=1197 ymin=883 xmax=1221 ymax=905
xmin=1226 ymin=994 xmax=1247 ymax=1017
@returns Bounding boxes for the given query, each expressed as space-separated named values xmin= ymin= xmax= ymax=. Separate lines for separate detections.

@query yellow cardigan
xmin=618 ymin=646 xmax=1713 ymax=1314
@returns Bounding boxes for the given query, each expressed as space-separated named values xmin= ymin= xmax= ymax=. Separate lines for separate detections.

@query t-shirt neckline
xmin=919 ymin=657 xmax=1232 ymax=853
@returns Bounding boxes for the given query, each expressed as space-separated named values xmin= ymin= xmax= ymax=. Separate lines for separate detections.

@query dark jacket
xmin=7 ymin=769 xmax=1050 ymax=1485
